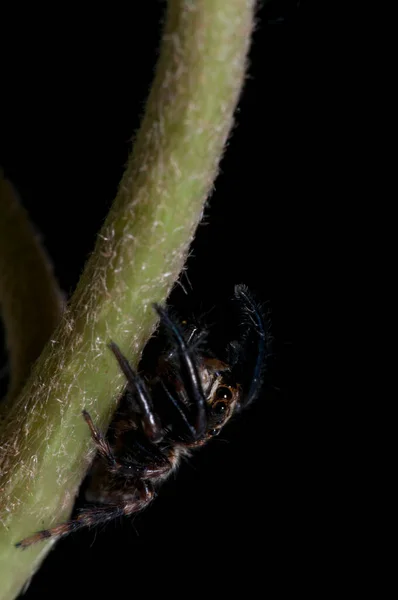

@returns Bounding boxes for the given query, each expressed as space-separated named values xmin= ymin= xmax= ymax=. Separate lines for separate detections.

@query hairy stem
xmin=0 ymin=1 xmax=255 ymax=598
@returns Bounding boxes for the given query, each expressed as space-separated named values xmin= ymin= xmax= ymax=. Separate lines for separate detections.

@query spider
xmin=16 ymin=284 xmax=269 ymax=548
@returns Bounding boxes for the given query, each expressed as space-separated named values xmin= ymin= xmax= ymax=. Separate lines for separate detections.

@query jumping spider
xmin=17 ymin=284 xmax=269 ymax=548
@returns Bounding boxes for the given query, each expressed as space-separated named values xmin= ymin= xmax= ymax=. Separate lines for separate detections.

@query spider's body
xmin=16 ymin=284 xmax=269 ymax=549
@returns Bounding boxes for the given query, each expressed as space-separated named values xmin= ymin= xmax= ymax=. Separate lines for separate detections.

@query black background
xmin=1 ymin=1 xmax=303 ymax=597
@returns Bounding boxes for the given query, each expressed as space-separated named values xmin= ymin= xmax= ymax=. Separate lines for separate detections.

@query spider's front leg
xmin=154 ymin=305 xmax=208 ymax=443
xmin=109 ymin=342 xmax=163 ymax=443
xmin=233 ymin=284 xmax=271 ymax=409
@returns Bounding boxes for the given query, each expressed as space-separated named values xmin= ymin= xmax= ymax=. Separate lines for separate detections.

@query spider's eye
xmin=209 ymin=429 xmax=219 ymax=437
xmin=215 ymin=386 xmax=233 ymax=401
xmin=213 ymin=401 xmax=227 ymax=415
xmin=212 ymin=386 xmax=233 ymax=415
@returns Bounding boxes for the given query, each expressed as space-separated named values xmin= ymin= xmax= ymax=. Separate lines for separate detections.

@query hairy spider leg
xmin=82 ymin=410 xmax=118 ymax=470
xmin=154 ymin=304 xmax=207 ymax=438
xmin=234 ymin=284 xmax=271 ymax=408
xmin=83 ymin=410 xmax=157 ymax=478
xmin=226 ymin=340 xmax=241 ymax=369
xmin=160 ymin=380 xmax=199 ymax=441
xmin=109 ymin=342 xmax=163 ymax=443
xmin=16 ymin=481 xmax=154 ymax=549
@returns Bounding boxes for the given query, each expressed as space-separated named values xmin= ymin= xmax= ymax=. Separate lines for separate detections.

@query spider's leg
xmin=226 ymin=340 xmax=242 ymax=369
xmin=84 ymin=410 xmax=169 ymax=479
xmin=234 ymin=284 xmax=271 ymax=408
xmin=16 ymin=480 xmax=154 ymax=549
xmin=82 ymin=410 xmax=117 ymax=469
xmin=109 ymin=342 xmax=163 ymax=443
xmin=154 ymin=305 xmax=207 ymax=438
xmin=83 ymin=411 xmax=143 ymax=478
xmin=160 ymin=380 xmax=199 ymax=441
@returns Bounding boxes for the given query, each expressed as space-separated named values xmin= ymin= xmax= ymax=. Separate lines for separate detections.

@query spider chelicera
xmin=16 ymin=284 xmax=269 ymax=548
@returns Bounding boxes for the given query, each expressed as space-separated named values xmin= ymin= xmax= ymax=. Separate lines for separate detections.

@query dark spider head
xmin=186 ymin=285 xmax=270 ymax=446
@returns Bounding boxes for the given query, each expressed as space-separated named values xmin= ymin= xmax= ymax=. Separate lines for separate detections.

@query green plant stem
xmin=0 ymin=1 xmax=255 ymax=598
